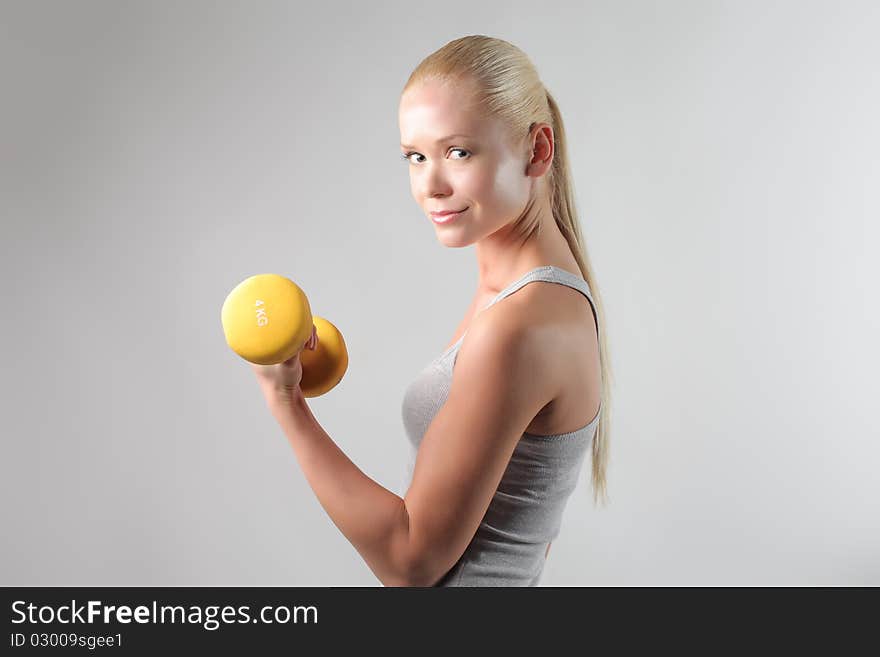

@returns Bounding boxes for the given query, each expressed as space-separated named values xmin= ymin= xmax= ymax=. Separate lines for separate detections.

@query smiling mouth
xmin=431 ymin=207 xmax=468 ymax=223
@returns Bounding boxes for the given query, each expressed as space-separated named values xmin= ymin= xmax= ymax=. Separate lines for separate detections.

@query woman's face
xmin=399 ymin=80 xmax=533 ymax=248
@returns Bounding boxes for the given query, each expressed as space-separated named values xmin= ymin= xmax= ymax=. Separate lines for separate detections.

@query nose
xmin=417 ymin=163 xmax=453 ymax=202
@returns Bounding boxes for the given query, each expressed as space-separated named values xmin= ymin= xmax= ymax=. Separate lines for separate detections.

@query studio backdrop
xmin=1 ymin=0 xmax=877 ymax=586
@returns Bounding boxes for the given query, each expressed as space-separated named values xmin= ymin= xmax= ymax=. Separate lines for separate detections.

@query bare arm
xmin=266 ymin=393 xmax=414 ymax=586
xmin=262 ymin=303 xmax=553 ymax=587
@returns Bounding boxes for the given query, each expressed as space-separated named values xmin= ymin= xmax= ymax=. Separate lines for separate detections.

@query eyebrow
xmin=400 ymin=133 xmax=473 ymax=149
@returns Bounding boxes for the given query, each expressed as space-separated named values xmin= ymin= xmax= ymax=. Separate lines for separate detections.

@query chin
xmin=437 ymin=235 xmax=473 ymax=249
xmin=436 ymin=231 xmax=473 ymax=249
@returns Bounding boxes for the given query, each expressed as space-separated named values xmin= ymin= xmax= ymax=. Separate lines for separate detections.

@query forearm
xmin=266 ymin=392 xmax=414 ymax=586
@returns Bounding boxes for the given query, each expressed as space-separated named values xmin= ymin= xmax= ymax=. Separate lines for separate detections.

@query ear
xmin=526 ymin=122 xmax=554 ymax=177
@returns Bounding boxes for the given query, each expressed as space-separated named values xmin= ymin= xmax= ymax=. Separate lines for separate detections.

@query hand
xmin=252 ymin=324 xmax=318 ymax=405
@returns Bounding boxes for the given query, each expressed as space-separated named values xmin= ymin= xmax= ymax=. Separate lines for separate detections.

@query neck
xmin=474 ymin=204 xmax=575 ymax=295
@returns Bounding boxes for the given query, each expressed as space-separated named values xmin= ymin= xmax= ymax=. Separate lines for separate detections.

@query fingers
xmin=296 ymin=325 xmax=319 ymax=353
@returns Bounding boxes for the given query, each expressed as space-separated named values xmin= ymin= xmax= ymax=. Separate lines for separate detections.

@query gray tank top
xmin=400 ymin=265 xmax=601 ymax=586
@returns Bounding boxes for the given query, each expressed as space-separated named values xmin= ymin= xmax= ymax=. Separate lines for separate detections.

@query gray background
xmin=1 ymin=0 xmax=877 ymax=586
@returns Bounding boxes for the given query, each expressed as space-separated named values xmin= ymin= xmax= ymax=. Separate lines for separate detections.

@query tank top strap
xmin=439 ymin=265 xmax=598 ymax=361
xmin=484 ymin=265 xmax=598 ymax=340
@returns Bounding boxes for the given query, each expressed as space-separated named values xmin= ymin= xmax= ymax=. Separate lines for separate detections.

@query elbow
xmin=400 ymin=548 xmax=452 ymax=587
xmin=389 ymin=505 xmax=450 ymax=586
xmin=402 ymin=562 xmax=439 ymax=588
xmin=377 ymin=560 xmax=432 ymax=587
xmin=382 ymin=549 xmax=434 ymax=587
xmin=383 ymin=573 xmax=427 ymax=588
xmin=386 ymin=544 xmax=442 ymax=587
xmin=380 ymin=505 xmax=434 ymax=587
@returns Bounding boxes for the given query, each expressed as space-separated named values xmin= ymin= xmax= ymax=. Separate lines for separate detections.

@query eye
xmin=400 ymin=148 xmax=470 ymax=164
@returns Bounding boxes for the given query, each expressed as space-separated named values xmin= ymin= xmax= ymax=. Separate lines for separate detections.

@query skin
xmin=400 ymin=77 xmax=583 ymax=563
xmin=249 ymin=76 xmax=598 ymax=583
xmin=398 ymin=77 xmax=580 ymax=297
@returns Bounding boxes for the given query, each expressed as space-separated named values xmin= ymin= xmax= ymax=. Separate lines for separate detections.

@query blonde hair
xmin=403 ymin=35 xmax=614 ymax=507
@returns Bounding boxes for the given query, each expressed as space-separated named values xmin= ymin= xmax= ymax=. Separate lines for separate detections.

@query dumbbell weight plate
xmin=221 ymin=273 xmax=313 ymax=366
xmin=300 ymin=316 xmax=348 ymax=398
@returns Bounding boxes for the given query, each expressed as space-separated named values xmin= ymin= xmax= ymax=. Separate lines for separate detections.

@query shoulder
xmin=457 ymin=291 xmax=558 ymax=401
xmin=467 ymin=279 xmax=574 ymax=354
xmin=459 ymin=279 xmax=592 ymax=400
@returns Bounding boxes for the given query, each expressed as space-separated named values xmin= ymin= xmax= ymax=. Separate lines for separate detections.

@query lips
xmin=430 ymin=207 xmax=467 ymax=217
xmin=430 ymin=207 xmax=468 ymax=224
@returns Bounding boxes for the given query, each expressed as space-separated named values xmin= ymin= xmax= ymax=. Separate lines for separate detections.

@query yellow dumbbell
xmin=221 ymin=273 xmax=348 ymax=397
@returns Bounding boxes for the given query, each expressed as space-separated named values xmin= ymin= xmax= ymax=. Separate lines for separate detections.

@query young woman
xmin=252 ymin=35 xmax=612 ymax=587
